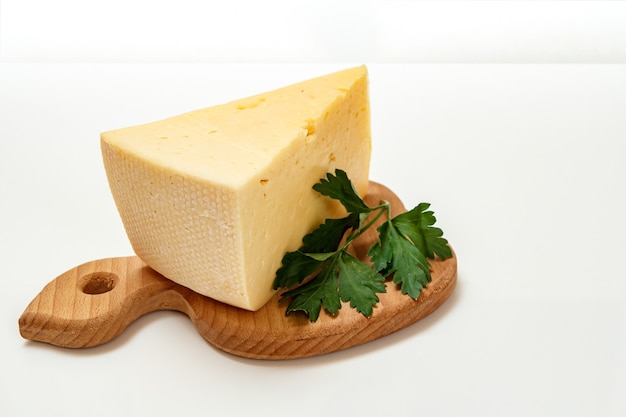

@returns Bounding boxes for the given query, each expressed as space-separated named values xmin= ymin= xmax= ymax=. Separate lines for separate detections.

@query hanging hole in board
xmin=80 ymin=272 xmax=118 ymax=295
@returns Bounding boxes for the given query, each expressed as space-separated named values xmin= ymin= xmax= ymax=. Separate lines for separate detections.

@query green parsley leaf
xmin=337 ymin=251 xmax=386 ymax=317
xmin=301 ymin=213 xmax=360 ymax=253
xmin=273 ymin=251 xmax=324 ymax=289
xmin=392 ymin=203 xmax=453 ymax=260
xmin=279 ymin=251 xmax=386 ymax=322
xmin=368 ymin=221 xmax=431 ymax=299
xmin=280 ymin=255 xmax=342 ymax=322
xmin=274 ymin=213 xmax=360 ymax=289
xmin=313 ymin=169 xmax=371 ymax=214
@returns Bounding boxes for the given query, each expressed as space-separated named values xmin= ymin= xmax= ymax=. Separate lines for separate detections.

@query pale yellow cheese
xmin=101 ymin=66 xmax=371 ymax=310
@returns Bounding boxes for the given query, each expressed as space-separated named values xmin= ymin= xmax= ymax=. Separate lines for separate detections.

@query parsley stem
xmin=342 ymin=201 xmax=391 ymax=249
xmin=361 ymin=202 xmax=390 ymax=232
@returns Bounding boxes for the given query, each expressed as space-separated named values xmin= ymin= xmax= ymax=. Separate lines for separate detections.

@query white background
xmin=3 ymin=0 xmax=626 ymax=63
xmin=1 ymin=2 xmax=625 ymax=417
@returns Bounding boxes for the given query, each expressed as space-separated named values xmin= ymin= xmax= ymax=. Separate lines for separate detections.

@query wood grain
xmin=19 ymin=182 xmax=457 ymax=359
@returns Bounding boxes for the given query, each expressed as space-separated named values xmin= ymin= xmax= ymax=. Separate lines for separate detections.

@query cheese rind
xmin=101 ymin=66 xmax=371 ymax=310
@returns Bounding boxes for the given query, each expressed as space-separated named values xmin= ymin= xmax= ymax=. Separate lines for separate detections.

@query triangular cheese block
xmin=101 ymin=66 xmax=371 ymax=310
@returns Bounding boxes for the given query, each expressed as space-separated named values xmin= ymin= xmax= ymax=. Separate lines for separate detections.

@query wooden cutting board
xmin=19 ymin=182 xmax=457 ymax=360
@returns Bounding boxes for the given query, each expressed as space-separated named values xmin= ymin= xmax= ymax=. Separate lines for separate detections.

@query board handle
xmin=18 ymin=256 xmax=191 ymax=348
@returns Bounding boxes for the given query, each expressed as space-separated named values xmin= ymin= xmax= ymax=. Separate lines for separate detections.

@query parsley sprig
xmin=273 ymin=169 xmax=452 ymax=322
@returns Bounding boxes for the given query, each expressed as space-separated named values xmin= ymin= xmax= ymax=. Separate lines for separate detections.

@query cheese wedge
xmin=101 ymin=66 xmax=371 ymax=310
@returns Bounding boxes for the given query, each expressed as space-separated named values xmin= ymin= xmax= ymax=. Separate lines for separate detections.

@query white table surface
xmin=1 ymin=63 xmax=625 ymax=417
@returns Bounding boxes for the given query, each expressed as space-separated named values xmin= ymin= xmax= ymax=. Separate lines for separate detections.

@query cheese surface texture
xmin=101 ymin=66 xmax=371 ymax=310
